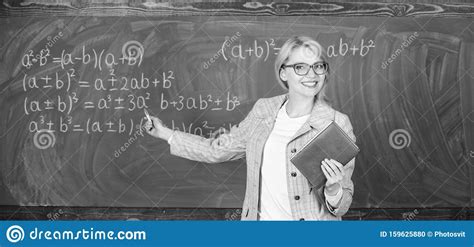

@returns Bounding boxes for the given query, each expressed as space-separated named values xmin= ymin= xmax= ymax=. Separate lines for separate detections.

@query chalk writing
xmin=22 ymin=41 xmax=241 ymax=137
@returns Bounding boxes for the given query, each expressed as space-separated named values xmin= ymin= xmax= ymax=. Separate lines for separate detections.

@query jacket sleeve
xmin=168 ymin=99 xmax=262 ymax=164
xmin=323 ymin=113 xmax=356 ymax=217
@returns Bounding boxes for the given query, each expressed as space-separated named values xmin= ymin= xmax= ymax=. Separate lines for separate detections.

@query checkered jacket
xmin=169 ymin=94 xmax=356 ymax=220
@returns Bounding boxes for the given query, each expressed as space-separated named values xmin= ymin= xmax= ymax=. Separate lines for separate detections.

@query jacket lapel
xmin=256 ymin=94 xmax=287 ymax=126
xmin=290 ymin=99 xmax=335 ymax=142
xmin=252 ymin=94 xmax=285 ymax=163
xmin=254 ymin=94 xmax=335 ymax=142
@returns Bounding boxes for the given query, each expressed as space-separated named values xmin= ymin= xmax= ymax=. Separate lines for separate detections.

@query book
xmin=290 ymin=121 xmax=360 ymax=189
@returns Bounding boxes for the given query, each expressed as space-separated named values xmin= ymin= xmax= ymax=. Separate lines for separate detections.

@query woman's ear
xmin=279 ymin=68 xmax=287 ymax=82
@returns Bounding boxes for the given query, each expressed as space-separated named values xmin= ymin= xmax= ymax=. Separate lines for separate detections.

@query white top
xmin=259 ymin=101 xmax=309 ymax=220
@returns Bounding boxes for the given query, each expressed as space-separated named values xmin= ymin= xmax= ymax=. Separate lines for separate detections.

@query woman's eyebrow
xmin=288 ymin=60 xmax=324 ymax=64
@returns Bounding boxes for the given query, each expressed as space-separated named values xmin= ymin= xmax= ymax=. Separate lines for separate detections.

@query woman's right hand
xmin=143 ymin=115 xmax=173 ymax=140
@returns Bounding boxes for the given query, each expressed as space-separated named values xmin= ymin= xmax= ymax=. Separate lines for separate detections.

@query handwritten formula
xmin=221 ymin=37 xmax=375 ymax=61
xmin=22 ymin=43 xmax=242 ymax=137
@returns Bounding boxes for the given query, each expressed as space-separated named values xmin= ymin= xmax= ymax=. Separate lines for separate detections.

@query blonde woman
xmin=144 ymin=36 xmax=357 ymax=221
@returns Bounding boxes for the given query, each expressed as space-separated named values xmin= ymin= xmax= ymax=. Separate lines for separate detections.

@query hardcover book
xmin=290 ymin=121 xmax=360 ymax=189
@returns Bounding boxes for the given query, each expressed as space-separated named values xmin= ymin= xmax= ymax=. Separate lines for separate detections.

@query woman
xmin=143 ymin=36 xmax=356 ymax=221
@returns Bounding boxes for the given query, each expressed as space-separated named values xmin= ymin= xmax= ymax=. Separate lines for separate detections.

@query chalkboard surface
xmin=0 ymin=16 xmax=473 ymax=209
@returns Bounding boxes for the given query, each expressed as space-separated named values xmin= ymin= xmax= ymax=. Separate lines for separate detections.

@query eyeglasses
xmin=281 ymin=62 xmax=329 ymax=76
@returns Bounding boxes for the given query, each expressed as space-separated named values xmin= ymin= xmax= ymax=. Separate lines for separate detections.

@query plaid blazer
xmin=169 ymin=94 xmax=356 ymax=220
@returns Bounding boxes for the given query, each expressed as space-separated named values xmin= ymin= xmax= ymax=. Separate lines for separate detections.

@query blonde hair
xmin=274 ymin=36 xmax=330 ymax=104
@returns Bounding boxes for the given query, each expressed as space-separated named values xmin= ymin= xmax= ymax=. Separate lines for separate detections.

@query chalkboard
xmin=0 ymin=16 xmax=473 ymax=210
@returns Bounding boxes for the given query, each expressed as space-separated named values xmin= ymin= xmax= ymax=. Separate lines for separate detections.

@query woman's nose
xmin=305 ymin=68 xmax=318 ymax=78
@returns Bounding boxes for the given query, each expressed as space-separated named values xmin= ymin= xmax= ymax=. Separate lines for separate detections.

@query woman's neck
xmin=285 ymin=94 xmax=315 ymax=118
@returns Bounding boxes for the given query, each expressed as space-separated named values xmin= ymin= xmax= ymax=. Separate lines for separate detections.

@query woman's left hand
xmin=321 ymin=158 xmax=344 ymax=193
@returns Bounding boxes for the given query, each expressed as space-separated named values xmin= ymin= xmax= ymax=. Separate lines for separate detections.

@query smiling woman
xmin=144 ymin=35 xmax=358 ymax=221
xmin=276 ymin=37 xmax=331 ymax=114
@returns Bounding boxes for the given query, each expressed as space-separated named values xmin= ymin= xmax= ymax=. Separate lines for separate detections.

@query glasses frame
xmin=281 ymin=61 xmax=329 ymax=76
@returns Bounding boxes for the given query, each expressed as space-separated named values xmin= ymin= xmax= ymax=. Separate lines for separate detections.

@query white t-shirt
xmin=259 ymin=101 xmax=309 ymax=220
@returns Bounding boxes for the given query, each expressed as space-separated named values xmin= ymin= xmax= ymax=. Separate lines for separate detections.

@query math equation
xmin=22 ymin=41 xmax=242 ymax=137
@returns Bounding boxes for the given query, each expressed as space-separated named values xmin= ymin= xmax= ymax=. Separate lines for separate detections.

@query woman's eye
xmin=295 ymin=65 xmax=305 ymax=70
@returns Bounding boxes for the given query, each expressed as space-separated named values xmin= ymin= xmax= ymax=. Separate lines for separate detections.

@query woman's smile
xmin=300 ymin=80 xmax=319 ymax=88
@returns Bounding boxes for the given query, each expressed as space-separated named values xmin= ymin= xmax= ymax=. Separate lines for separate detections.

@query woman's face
xmin=280 ymin=46 xmax=326 ymax=99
